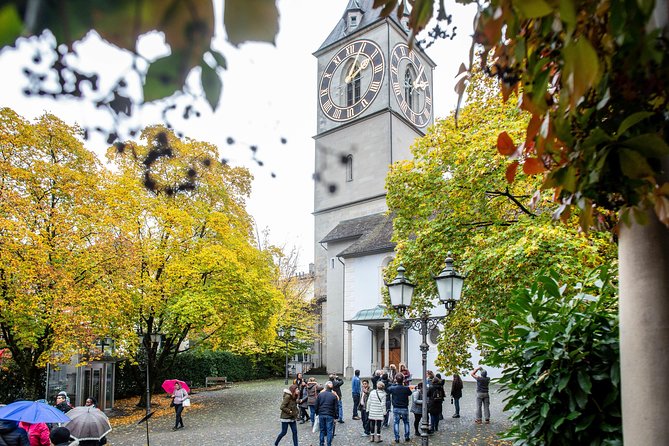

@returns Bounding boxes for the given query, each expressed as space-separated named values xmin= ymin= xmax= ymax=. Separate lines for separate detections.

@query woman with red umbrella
xmin=171 ymin=382 xmax=189 ymax=431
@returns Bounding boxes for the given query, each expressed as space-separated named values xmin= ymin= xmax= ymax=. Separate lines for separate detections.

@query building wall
xmin=314 ymin=14 xmax=434 ymax=374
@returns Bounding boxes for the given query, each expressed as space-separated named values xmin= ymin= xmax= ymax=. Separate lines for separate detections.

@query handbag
xmin=170 ymin=397 xmax=175 ymax=407
xmin=312 ymin=415 xmax=319 ymax=433
xmin=182 ymin=398 xmax=191 ymax=407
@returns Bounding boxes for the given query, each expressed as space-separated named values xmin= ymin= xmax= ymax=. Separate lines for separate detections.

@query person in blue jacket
xmin=351 ymin=369 xmax=361 ymax=420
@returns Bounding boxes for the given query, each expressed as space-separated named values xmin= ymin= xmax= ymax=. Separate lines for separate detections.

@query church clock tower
xmin=313 ymin=0 xmax=435 ymax=374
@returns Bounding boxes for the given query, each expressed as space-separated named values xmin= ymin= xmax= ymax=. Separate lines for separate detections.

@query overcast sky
xmin=0 ymin=0 xmax=476 ymax=271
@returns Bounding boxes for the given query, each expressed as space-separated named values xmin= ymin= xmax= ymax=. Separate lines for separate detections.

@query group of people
xmin=274 ymin=365 xmax=492 ymax=446
xmin=0 ymin=392 xmax=105 ymax=446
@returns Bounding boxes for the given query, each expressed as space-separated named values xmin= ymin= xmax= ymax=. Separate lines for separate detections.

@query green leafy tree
xmin=375 ymin=1 xmax=667 ymax=442
xmin=481 ymin=267 xmax=620 ymax=445
xmin=385 ymin=72 xmax=617 ymax=373
xmin=105 ymin=126 xmax=284 ymax=404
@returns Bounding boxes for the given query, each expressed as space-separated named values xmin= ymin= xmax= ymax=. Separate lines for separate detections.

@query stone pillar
xmin=400 ymin=329 xmax=406 ymax=364
xmin=345 ymin=323 xmax=354 ymax=379
xmin=383 ymin=322 xmax=390 ymax=370
xmin=620 ymin=211 xmax=669 ymax=444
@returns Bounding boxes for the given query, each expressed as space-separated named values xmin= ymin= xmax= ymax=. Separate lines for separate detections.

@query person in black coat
xmin=450 ymin=374 xmax=463 ymax=418
xmin=427 ymin=377 xmax=445 ymax=432
xmin=0 ymin=419 xmax=29 ymax=446
xmin=329 ymin=374 xmax=344 ymax=423
xmin=380 ymin=373 xmax=391 ymax=427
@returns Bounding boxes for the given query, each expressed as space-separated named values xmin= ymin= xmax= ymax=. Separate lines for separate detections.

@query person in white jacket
xmin=365 ymin=381 xmax=387 ymax=443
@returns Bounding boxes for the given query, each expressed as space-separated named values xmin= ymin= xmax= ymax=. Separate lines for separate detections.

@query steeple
xmin=344 ymin=0 xmax=363 ymax=33
xmin=317 ymin=0 xmax=406 ymax=51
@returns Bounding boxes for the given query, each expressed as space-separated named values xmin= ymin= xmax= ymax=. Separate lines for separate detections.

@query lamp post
xmin=387 ymin=253 xmax=465 ymax=446
xmin=278 ymin=327 xmax=296 ymax=385
xmin=141 ymin=331 xmax=162 ymax=446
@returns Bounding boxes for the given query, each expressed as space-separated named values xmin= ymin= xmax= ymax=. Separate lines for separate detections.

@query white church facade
xmin=312 ymin=0 xmax=498 ymax=381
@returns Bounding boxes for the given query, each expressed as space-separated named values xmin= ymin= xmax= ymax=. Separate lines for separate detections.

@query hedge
xmin=114 ymin=350 xmax=285 ymax=398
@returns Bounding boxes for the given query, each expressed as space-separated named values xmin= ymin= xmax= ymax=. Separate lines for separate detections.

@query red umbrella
xmin=161 ymin=379 xmax=190 ymax=394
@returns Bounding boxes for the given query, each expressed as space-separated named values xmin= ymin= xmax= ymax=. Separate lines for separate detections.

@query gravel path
xmin=107 ymin=376 xmax=511 ymax=445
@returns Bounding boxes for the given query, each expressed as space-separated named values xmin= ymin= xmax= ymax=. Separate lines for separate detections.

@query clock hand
xmin=412 ymin=66 xmax=425 ymax=89
xmin=346 ymin=58 xmax=370 ymax=83
xmin=414 ymin=80 xmax=428 ymax=91
xmin=346 ymin=47 xmax=363 ymax=81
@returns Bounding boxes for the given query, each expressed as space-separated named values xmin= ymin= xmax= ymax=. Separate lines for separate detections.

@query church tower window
xmin=345 ymin=155 xmax=353 ymax=182
xmin=404 ymin=68 xmax=416 ymax=110
xmin=346 ymin=68 xmax=361 ymax=106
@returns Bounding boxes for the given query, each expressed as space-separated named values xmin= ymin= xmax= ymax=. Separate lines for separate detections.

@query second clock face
xmin=319 ymin=39 xmax=385 ymax=122
xmin=390 ymin=43 xmax=432 ymax=127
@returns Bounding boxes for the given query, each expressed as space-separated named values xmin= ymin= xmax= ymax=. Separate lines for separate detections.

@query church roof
xmin=320 ymin=213 xmax=387 ymax=244
xmin=338 ymin=213 xmax=395 ymax=258
xmin=345 ymin=304 xmax=391 ymax=323
xmin=320 ymin=213 xmax=396 ymax=257
xmin=317 ymin=0 xmax=406 ymax=52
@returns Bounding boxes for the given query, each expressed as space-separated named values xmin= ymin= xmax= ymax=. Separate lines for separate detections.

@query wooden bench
xmin=205 ymin=376 xmax=232 ymax=388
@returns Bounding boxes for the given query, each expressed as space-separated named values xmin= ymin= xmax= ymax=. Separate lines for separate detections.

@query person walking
xmin=359 ymin=379 xmax=371 ymax=437
xmin=471 ymin=366 xmax=491 ymax=424
xmin=315 ymin=381 xmax=338 ymax=446
xmin=410 ymin=382 xmax=423 ymax=437
xmin=366 ymin=381 xmax=387 ymax=443
xmin=297 ymin=382 xmax=310 ymax=424
xmin=306 ymin=378 xmax=320 ymax=428
xmin=387 ymin=374 xmax=413 ymax=443
xmin=351 ymin=369 xmax=361 ymax=420
xmin=171 ymin=381 xmax=188 ymax=430
xmin=450 ymin=374 xmax=463 ymax=418
xmin=329 ymin=374 xmax=345 ymax=423
xmin=274 ymin=384 xmax=299 ymax=446
xmin=427 ymin=377 xmax=445 ymax=433
xmin=0 ymin=419 xmax=29 ymax=446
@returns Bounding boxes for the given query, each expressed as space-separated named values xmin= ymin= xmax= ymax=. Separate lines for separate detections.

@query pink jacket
xmin=18 ymin=422 xmax=50 ymax=446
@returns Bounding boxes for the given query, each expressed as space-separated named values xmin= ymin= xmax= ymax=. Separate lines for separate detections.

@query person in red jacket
xmin=18 ymin=422 xmax=49 ymax=446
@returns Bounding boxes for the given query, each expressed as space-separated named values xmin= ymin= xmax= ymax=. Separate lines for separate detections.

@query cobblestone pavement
xmin=107 ymin=376 xmax=511 ymax=446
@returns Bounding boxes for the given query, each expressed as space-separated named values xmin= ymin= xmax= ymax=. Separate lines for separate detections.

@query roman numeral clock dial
xmin=390 ymin=43 xmax=432 ymax=127
xmin=319 ymin=39 xmax=385 ymax=122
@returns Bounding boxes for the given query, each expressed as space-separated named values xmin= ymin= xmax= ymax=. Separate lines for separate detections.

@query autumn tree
xmin=105 ymin=127 xmax=284 ymax=403
xmin=385 ymin=72 xmax=617 ymax=372
xmin=0 ymin=108 xmax=127 ymax=398
xmin=269 ymin=242 xmax=318 ymax=355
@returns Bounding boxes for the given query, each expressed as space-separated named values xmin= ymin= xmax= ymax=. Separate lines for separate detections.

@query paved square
xmin=107 ymin=376 xmax=511 ymax=445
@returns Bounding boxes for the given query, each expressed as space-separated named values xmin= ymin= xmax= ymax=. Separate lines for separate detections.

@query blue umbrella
xmin=0 ymin=401 xmax=70 ymax=423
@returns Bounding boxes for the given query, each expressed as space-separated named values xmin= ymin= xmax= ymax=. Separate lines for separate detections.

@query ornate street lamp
xmin=386 ymin=254 xmax=465 ymax=446
xmin=278 ymin=327 xmax=296 ymax=385
xmin=138 ymin=331 xmax=162 ymax=446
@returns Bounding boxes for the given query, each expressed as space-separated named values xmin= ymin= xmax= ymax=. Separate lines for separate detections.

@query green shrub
xmin=481 ymin=267 xmax=621 ymax=445
xmin=114 ymin=350 xmax=285 ymax=398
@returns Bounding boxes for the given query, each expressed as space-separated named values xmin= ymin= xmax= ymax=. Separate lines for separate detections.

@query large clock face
xmin=319 ymin=39 xmax=385 ymax=122
xmin=390 ymin=43 xmax=432 ymax=127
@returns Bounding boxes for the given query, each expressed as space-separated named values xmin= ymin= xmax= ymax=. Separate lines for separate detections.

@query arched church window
xmin=404 ymin=68 xmax=415 ymax=110
xmin=347 ymin=67 xmax=361 ymax=106
xmin=345 ymin=154 xmax=353 ymax=182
